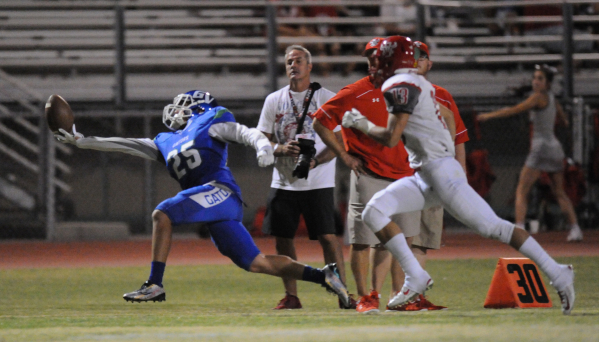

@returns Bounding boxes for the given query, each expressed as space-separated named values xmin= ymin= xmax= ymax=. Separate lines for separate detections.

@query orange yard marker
xmin=484 ymin=258 xmax=553 ymax=309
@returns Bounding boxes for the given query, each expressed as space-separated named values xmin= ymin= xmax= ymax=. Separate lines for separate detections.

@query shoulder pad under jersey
xmin=383 ymin=82 xmax=422 ymax=115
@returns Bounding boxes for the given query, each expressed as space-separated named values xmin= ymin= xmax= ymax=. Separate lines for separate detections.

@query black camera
xmin=292 ymin=138 xmax=316 ymax=179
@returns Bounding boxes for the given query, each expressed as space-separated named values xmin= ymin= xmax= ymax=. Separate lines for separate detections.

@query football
xmin=45 ymin=94 xmax=74 ymax=133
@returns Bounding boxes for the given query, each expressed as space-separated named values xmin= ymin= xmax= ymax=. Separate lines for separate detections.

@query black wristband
xmin=313 ymin=158 xmax=320 ymax=168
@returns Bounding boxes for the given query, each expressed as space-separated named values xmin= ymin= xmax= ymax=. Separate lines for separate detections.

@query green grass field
xmin=1 ymin=257 xmax=598 ymax=342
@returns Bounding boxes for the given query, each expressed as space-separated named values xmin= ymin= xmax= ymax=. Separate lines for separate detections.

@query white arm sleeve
xmin=209 ymin=122 xmax=271 ymax=152
xmin=76 ymin=136 xmax=162 ymax=161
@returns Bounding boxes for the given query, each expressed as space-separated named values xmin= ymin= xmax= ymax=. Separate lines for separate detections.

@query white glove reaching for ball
xmin=342 ymin=108 xmax=375 ymax=134
xmin=257 ymin=146 xmax=275 ymax=167
xmin=54 ymin=124 xmax=84 ymax=145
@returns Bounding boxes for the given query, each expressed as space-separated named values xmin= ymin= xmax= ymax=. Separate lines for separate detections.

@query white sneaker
xmin=387 ymin=278 xmax=433 ymax=309
xmin=566 ymin=226 xmax=583 ymax=242
xmin=551 ymin=265 xmax=575 ymax=315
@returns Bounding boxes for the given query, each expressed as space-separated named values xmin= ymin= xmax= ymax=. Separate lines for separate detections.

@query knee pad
xmin=482 ymin=219 xmax=515 ymax=244
xmin=362 ymin=204 xmax=391 ymax=234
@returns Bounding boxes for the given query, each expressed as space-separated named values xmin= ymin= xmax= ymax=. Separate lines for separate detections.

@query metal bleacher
xmin=1 ymin=1 xmax=598 ymax=100
xmin=0 ymin=8 xmax=261 ymax=70
xmin=421 ymin=0 xmax=599 ymax=67
xmin=0 ymin=0 xmax=598 ymax=239
xmin=0 ymin=0 xmax=597 ymax=103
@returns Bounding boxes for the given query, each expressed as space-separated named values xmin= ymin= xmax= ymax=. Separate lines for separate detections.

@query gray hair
xmin=285 ymin=45 xmax=312 ymax=64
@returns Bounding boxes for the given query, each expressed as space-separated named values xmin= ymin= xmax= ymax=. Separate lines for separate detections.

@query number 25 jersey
xmin=153 ymin=107 xmax=241 ymax=197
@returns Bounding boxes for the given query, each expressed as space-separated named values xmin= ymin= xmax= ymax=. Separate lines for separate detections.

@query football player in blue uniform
xmin=54 ymin=90 xmax=349 ymax=307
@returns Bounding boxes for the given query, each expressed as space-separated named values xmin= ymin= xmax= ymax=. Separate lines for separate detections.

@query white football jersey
xmin=382 ymin=70 xmax=454 ymax=169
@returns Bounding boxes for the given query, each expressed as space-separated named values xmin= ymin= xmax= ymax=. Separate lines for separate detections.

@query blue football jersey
xmin=153 ymin=106 xmax=241 ymax=198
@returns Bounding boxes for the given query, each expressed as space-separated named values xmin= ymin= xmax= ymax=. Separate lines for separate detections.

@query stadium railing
xmin=0 ymin=68 xmax=73 ymax=239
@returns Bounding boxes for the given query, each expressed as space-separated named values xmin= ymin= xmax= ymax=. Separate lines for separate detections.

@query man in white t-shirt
xmin=257 ymin=45 xmax=352 ymax=310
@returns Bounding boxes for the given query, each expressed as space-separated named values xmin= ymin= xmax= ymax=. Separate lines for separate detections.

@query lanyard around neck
xmin=288 ymin=89 xmax=313 ymax=121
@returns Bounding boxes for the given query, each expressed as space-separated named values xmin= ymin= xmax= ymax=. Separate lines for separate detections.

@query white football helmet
xmin=163 ymin=90 xmax=218 ymax=130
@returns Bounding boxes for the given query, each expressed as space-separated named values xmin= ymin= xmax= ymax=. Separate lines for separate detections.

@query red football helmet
xmin=372 ymin=36 xmax=418 ymax=87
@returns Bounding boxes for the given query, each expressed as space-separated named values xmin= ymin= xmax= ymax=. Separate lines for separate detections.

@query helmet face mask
xmin=162 ymin=90 xmax=218 ymax=130
xmin=162 ymin=105 xmax=192 ymax=130
xmin=372 ymin=36 xmax=418 ymax=88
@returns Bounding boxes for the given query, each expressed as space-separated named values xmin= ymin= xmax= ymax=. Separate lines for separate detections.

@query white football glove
xmin=342 ymin=108 xmax=375 ymax=134
xmin=257 ymin=146 xmax=275 ymax=167
xmin=54 ymin=124 xmax=84 ymax=145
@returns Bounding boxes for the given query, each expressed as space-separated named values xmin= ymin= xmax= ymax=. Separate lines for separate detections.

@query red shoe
xmin=340 ymin=294 xmax=358 ymax=309
xmin=418 ymin=294 xmax=447 ymax=311
xmin=386 ymin=291 xmax=425 ymax=312
xmin=356 ymin=290 xmax=380 ymax=314
xmin=273 ymin=293 xmax=302 ymax=310
xmin=385 ymin=300 xmax=424 ymax=312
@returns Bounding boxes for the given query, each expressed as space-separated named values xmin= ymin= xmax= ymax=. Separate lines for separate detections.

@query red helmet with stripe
xmin=371 ymin=36 xmax=417 ymax=88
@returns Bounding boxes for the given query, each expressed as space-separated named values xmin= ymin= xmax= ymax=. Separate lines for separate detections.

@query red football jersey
xmin=433 ymin=85 xmax=469 ymax=145
xmin=314 ymin=77 xmax=414 ymax=180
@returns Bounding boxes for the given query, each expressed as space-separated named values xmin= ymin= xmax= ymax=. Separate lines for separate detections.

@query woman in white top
xmin=478 ymin=65 xmax=582 ymax=242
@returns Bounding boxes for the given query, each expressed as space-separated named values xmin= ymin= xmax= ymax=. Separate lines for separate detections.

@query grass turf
xmin=1 ymin=257 xmax=598 ymax=341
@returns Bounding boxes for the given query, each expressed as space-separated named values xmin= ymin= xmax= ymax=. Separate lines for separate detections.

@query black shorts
xmin=262 ymin=187 xmax=336 ymax=240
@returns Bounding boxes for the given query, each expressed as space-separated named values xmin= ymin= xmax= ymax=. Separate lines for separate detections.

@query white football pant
xmin=364 ymin=157 xmax=514 ymax=244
